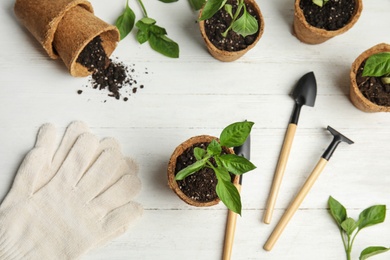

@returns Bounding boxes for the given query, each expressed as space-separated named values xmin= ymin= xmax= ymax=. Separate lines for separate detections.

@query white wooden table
xmin=1 ymin=0 xmax=389 ymax=259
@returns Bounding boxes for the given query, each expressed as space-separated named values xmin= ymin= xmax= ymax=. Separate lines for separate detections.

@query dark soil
xmin=175 ymin=142 xmax=233 ymax=203
xmin=299 ymin=0 xmax=356 ymax=31
xmin=204 ymin=0 xmax=260 ymax=52
xmin=356 ymin=61 xmax=390 ymax=106
xmin=76 ymin=36 xmax=144 ymax=101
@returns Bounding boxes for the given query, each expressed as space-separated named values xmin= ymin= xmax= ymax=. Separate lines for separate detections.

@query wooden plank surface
xmin=0 ymin=0 xmax=389 ymax=259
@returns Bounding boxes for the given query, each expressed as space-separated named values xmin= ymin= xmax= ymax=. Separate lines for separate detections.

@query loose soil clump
xmin=299 ymin=0 xmax=356 ymax=31
xmin=76 ymin=36 xmax=144 ymax=101
xmin=204 ymin=0 xmax=260 ymax=52
xmin=356 ymin=61 xmax=390 ymax=107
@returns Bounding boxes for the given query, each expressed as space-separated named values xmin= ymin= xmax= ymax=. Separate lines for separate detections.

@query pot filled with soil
xmin=350 ymin=43 xmax=390 ymax=112
xmin=293 ymin=0 xmax=362 ymax=44
xmin=198 ymin=0 xmax=264 ymax=62
xmin=167 ymin=121 xmax=256 ymax=214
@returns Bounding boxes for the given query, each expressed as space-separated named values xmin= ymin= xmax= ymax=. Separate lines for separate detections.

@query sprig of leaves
xmin=199 ymin=0 xmax=258 ymax=38
xmin=115 ymin=0 xmax=179 ymax=58
xmin=312 ymin=0 xmax=329 ymax=7
xmin=328 ymin=196 xmax=389 ymax=260
xmin=175 ymin=121 xmax=256 ymax=215
xmin=362 ymin=52 xmax=390 ymax=85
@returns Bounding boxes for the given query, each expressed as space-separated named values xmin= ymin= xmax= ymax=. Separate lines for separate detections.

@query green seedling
xmin=116 ymin=0 xmax=179 ymax=58
xmin=175 ymin=121 xmax=256 ymax=215
xmin=312 ymin=0 xmax=329 ymax=7
xmin=199 ymin=0 xmax=259 ymax=38
xmin=328 ymin=196 xmax=389 ymax=260
xmin=362 ymin=52 xmax=390 ymax=85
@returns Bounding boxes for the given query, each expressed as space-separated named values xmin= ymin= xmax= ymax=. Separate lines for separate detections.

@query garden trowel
xmin=263 ymin=72 xmax=317 ymax=224
xmin=222 ymin=135 xmax=251 ymax=260
xmin=263 ymin=126 xmax=354 ymax=251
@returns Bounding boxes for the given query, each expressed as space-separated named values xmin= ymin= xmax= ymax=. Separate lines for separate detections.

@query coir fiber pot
xmin=167 ymin=135 xmax=237 ymax=207
xmin=293 ymin=0 xmax=363 ymax=44
xmin=350 ymin=43 xmax=390 ymax=112
xmin=14 ymin=0 xmax=119 ymax=77
xmin=198 ymin=0 xmax=264 ymax=62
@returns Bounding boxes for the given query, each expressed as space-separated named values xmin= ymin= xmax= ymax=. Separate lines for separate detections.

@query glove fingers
xmin=77 ymin=148 xmax=123 ymax=200
xmin=54 ymin=133 xmax=99 ymax=186
xmin=100 ymin=201 xmax=143 ymax=235
xmin=51 ymin=121 xmax=90 ymax=171
xmin=9 ymin=147 xmax=46 ymax=197
xmin=34 ymin=123 xmax=56 ymax=153
xmin=90 ymin=174 xmax=142 ymax=217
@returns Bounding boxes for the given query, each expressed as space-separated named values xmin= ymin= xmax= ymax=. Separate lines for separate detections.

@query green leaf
xmin=220 ymin=121 xmax=254 ymax=147
xmin=215 ymin=176 xmax=241 ymax=215
xmin=328 ymin=196 xmax=347 ymax=227
xmin=214 ymin=164 xmax=231 ymax=182
xmin=175 ymin=158 xmax=207 ymax=180
xmin=139 ymin=17 xmax=156 ymax=25
xmin=219 ymin=154 xmax=256 ymax=175
xmin=149 ymin=25 xmax=167 ymax=36
xmin=362 ymin=52 xmax=390 ymax=77
xmin=207 ymin=139 xmax=222 ymax=156
xmin=341 ymin=217 xmax=358 ymax=236
xmin=135 ymin=20 xmax=150 ymax=32
xmin=232 ymin=9 xmax=258 ymax=37
xmin=194 ymin=147 xmax=206 ymax=160
xmin=148 ymin=34 xmax=179 ymax=58
xmin=136 ymin=30 xmax=149 ymax=44
xmin=360 ymin=246 xmax=390 ymax=260
xmin=189 ymin=0 xmax=206 ymax=10
xmin=382 ymin=77 xmax=390 ymax=84
xmin=224 ymin=4 xmax=233 ymax=18
xmin=312 ymin=0 xmax=329 ymax=7
xmin=199 ymin=0 xmax=227 ymax=21
xmin=358 ymin=205 xmax=386 ymax=230
xmin=115 ymin=0 xmax=136 ymax=40
xmin=159 ymin=0 xmax=178 ymax=2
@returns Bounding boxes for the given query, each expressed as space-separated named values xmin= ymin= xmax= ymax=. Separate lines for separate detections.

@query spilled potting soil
xmin=76 ymin=36 xmax=148 ymax=102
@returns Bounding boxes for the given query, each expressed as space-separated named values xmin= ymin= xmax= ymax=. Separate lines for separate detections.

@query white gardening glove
xmin=0 ymin=122 xmax=142 ymax=259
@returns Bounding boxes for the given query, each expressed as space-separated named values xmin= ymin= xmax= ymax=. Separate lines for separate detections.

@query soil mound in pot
xmin=175 ymin=142 xmax=219 ymax=202
xmin=356 ymin=61 xmax=390 ymax=107
xmin=299 ymin=0 xmax=356 ymax=31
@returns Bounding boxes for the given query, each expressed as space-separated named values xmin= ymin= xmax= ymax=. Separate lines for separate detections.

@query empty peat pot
xmin=14 ymin=0 xmax=119 ymax=77
xmin=167 ymin=135 xmax=237 ymax=207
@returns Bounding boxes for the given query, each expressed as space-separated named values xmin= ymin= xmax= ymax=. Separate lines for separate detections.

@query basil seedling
xmin=362 ymin=52 xmax=390 ymax=85
xmin=116 ymin=0 xmax=180 ymax=58
xmin=328 ymin=196 xmax=389 ymax=260
xmin=175 ymin=121 xmax=256 ymax=215
xmin=199 ymin=0 xmax=259 ymax=38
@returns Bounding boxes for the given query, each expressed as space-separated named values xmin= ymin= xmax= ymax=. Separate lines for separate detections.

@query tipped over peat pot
xmin=199 ymin=0 xmax=264 ymax=62
xmin=167 ymin=135 xmax=238 ymax=207
xmin=14 ymin=0 xmax=119 ymax=77
xmin=293 ymin=0 xmax=362 ymax=44
xmin=350 ymin=43 xmax=390 ymax=112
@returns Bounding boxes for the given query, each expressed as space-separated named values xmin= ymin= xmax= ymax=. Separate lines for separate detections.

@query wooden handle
xmin=222 ymin=184 xmax=242 ymax=260
xmin=263 ymin=123 xmax=297 ymax=224
xmin=263 ymin=158 xmax=328 ymax=251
